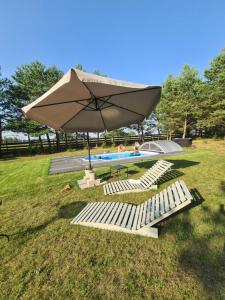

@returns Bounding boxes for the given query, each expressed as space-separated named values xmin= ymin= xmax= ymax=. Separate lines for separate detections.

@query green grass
xmin=0 ymin=141 xmax=225 ymax=299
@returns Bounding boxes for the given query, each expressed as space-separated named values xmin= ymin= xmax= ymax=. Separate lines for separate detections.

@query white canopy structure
xmin=139 ymin=140 xmax=183 ymax=154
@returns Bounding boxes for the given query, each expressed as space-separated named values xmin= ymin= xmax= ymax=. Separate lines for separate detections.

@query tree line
xmin=157 ymin=49 xmax=225 ymax=139
xmin=0 ymin=48 xmax=224 ymax=155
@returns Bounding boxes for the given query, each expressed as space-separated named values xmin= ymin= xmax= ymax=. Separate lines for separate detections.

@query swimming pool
xmin=83 ymin=151 xmax=158 ymax=161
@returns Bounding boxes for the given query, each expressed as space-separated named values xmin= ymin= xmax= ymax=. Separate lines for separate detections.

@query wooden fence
xmin=0 ymin=134 xmax=173 ymax=157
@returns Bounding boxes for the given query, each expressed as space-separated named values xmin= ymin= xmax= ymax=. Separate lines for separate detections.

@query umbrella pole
xmin=86 ymin=132 xmax=92 ymax=170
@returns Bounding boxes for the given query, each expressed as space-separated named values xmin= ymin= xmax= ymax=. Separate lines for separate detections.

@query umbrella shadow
xmin=10 ymin=201 xmax=87 ymax=241
xmin=58 ymin=201 xmax=86 ymax=219
xmin=177 ymin=204 xmax=225 ymax=298
xmin=157 ymin=188 xmax=224 ymax=297
xmin=220 ymin=180 xmax=225 ymax=194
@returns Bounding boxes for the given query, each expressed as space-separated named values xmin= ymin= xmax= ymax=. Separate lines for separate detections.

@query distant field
xmin=0 ymin=139 xmax=224 ymax=299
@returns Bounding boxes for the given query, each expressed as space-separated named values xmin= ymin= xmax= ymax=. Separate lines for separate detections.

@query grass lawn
xmin=0 ymin=139 xmax=224 ymax=299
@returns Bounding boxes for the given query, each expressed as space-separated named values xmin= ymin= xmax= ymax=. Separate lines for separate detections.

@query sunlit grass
xmin=0 ymin=140 xmax=224 ymax=299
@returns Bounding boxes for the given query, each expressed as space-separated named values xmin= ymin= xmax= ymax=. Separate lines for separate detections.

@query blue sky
xmin=0 ymin=0 xmax=225 ymax=85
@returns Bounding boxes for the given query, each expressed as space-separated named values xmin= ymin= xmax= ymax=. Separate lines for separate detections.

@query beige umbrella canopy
xmin=22 ymin=69 xmax=161 ymax=169
xmin=22 ymin=69 xmax=161 ymax=133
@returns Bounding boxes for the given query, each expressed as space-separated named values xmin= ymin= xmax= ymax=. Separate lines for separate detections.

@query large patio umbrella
xmin=22 ymin=69 xmax=161 ymax=169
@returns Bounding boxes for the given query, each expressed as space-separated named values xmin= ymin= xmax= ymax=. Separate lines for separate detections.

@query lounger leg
xmin=137 ymin=226 xmax=158 ymax=238
xmin=149 ymin=185 xmax=158 ymax=190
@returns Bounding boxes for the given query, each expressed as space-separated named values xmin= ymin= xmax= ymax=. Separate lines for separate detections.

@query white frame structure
xmin=71 ymin=180 xmax=193 ymax=238
xmin=103 ymin=160 xmax=173 ymax=195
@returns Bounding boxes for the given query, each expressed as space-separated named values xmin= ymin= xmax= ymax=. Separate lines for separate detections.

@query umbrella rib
xmin=98 ymin=98 xmax=146 ymax=118
xmin=60 ymin=98 xmax=96 ymax=129
xmin=99 ymin=110 xmax=108 ymax=131
xmin=82 ymin=81 xmax=96 ymax=98
xmin=76 ymin=100 xmax=96 ymax=110
xmin=96 ymin=86 xmax=160 ymax=100
xmin=32 ymin=97 xmax=92 ymax=109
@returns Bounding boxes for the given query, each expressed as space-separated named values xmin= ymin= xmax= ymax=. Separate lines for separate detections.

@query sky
xmin=0 ymin=0 xmax=225 ymax=86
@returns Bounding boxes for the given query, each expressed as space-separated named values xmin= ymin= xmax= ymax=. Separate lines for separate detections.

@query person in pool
xmin=130 ymin=142 xmax=141 ymax=156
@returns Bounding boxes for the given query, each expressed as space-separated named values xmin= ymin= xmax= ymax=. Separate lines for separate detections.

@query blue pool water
xmin=83 ymin=151 xmax=157 ymax=161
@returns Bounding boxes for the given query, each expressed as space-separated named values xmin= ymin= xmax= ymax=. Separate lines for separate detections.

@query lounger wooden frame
xmin=71 ymin=180 xmax=193 ymax=238
xmin=103 ymin=160 xmax=174 ymax=195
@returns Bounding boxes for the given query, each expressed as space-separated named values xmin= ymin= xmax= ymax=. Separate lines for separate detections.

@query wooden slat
xmin=124 ymin=181 xmax=133 ymax=190
xmin=110 ymin=203 xmax=124 ymax=225
xmin=103 ymin=184 xmax=108 ymax=195
xmin=163 ymin=189 xmax=170 ymax=212
xmin=73 ymin=203 xmax=93 ymax=222
xmin=171 ymin=183 xmax=181 ymax=206
xmin=88 ymin=202 xmax=108 ymax=222
xmin=78 ymin=202 xmax=101 ymax=222
xmin=136 ymin=203 xmax=144 ymax=230
xmin=106 ymin=202 xmax=120 ymax=224
xmin=151 ymin=166 xmax=166 ymax=176
xmin=100 ymin=202 xmax=116 ymax=223
xmin=119 ymin=180 xmax=128 ymax=191
xmin=95 ymin=202 xmax=112 ymax=223
xmin=132 ymin=205 xmax=140 ymax=230
xmin=159 ymin=191 xmax=165 ymax=215
xmin=116 ymin=203 xmax=128 ymax=226
xmin=106 ymin=184 xmax=111 ymax=195
xmin=155 ymin=194 xmax=160 ymax=218
xmin=140 ymin=178 xmax=149 ymax=188
xmin=147 ymin=169 xmax=161 ymax=178
xmin=179 ymin=180 xmax=193 ymax=201
xmin=145 ymin=199 xmax=152 ymax=224
xmin=143 ymin=174 xmax=154 ymax=183
xmin=114 ymin=181 xmax=122 ymax=192
xmin=167 ymin=186 xmax=175 ymax=208
xmin=110 ymin=182 xmax=118 ymax=194
xmin=175 ymin=181 xmax=186 ymax=203
xmin=142 ymin=173 xmax=155 ymax=182
xmin=141 ymin=201 xmax=148 ymax=226
xmin=121 ymin=180 xmax=130 ymax=190
xmin=141 ymin=176 xmax=154 ymax=186
xmin=150 ymin=196 xmax=156 ymax=221
xmin=118 ymin=181 xmax=126 ymax=191
xmin=126 ymin=206 xmax=136 ymax=229
xmin=121 ymin=204 xmax=132 ymax=228
xmin=107 ymin=183 xmax=113 ymax=195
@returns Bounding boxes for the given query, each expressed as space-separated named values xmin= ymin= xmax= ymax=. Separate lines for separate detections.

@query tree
xmin=177 ymin=65 xmax=202 ymax=138
xmin=75 ymin=64 xmax=86 ymax=71
xmin=0 ymin=69 xmax=12 ymax=156
xmin=156 ymin=75 xmax=182 ymax=139
xmin=6 ymin=61 xmax=64 ymax=149
xmin=203 ymin=48 xmax=225 ymax=137
xmin=157 ymin=66 xmax=202 ymax=139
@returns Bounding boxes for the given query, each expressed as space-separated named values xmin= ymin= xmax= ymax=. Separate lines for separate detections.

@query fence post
xmin=55 ymin=131 xmax=60 ymax=151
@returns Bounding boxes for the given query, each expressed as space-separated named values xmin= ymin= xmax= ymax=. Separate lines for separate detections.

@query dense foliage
xmin=157 ymin=49 xmax=225 ymax=138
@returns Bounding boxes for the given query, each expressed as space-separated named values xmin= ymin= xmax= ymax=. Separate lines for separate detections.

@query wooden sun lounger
xmin=71 ymin=180 xmax=193 ymax=238
xmin=103 ymin=160 xmax=173 ymax=195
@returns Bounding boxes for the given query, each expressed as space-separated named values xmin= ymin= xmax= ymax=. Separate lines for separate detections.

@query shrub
xmin=101 ymin=141 xmax=107 ymax=148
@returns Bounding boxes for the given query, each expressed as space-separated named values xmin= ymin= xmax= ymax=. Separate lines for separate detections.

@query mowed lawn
xmin=0 ymin=140 xmax=224 ymax=299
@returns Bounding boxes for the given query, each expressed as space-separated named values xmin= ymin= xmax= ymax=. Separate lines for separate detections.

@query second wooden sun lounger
xmin=103 ymin=160 xmax=173 ymax=195
xmin=71 ymin=180 xmax=193 ymax=238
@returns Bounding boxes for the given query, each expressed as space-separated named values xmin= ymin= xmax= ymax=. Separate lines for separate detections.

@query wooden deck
xmin=71 ymin=180 xmax=193 ymax=238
